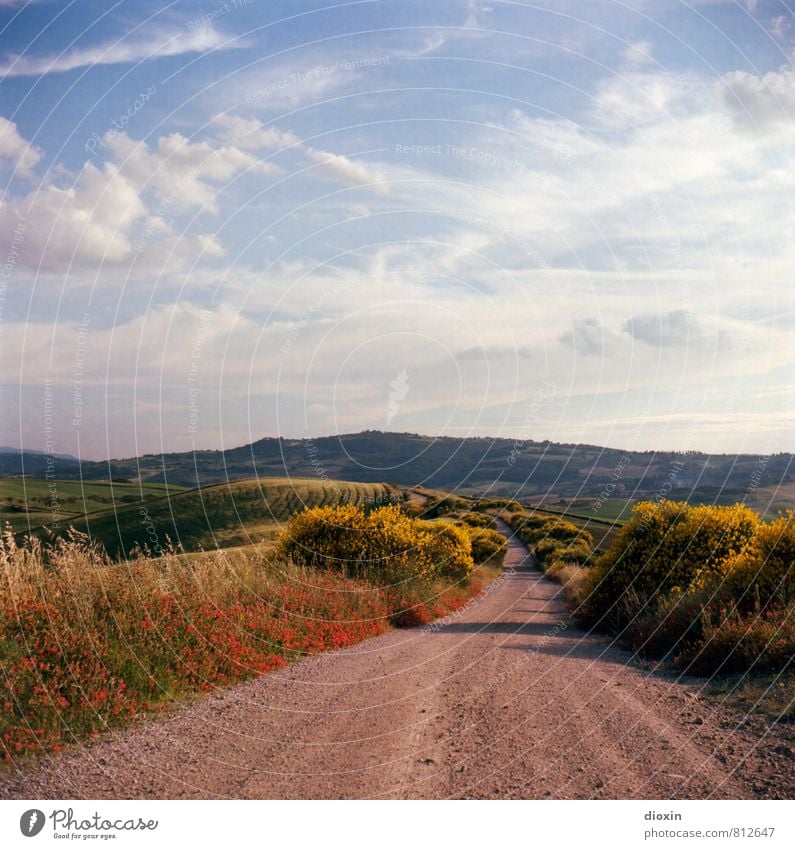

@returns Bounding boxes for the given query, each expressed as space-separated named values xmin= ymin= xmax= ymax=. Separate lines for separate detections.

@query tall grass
xmin=0 ymin=527 xmax=482 ymax=762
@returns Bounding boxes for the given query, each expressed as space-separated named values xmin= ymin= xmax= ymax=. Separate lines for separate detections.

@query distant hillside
xmin=0 ymin=447 xmax=79 ymax=461
xmin=4 ymin=431 xmax=792 ymax=513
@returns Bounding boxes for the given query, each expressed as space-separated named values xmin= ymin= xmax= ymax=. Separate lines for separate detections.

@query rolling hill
xmin=37 ymin=477 xmax=399 ymax=558
xmin=0 ymin=478 xmax=185 ymax=536
xmin=2 ymin=431 xmax=792 ymax=516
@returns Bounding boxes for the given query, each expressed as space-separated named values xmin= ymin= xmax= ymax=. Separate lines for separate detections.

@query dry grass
xmin=0 ymin=526 xmax=486 ymax=762
xmin=546 ymin=561 xmax=590 ymax=612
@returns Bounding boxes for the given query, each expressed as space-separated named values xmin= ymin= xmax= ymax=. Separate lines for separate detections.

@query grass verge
xmin=0 ymin=528 xmax=492 ymax=763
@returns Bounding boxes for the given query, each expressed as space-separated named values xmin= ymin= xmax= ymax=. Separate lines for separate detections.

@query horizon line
xmin=4 ymin=429 xmax=789 ymax=467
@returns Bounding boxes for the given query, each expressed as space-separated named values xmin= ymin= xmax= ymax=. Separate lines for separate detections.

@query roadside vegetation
xmin=517 ymin=500 xmax=794 ymax=679
xmin=0 ymin=499 xmax=499 ymax=762
xmin=507 ymin=512 xmax=596 ymax=567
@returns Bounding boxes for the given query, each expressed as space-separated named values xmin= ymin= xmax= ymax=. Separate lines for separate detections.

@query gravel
xmin=1 ymin=521 xmax=791 ymax=800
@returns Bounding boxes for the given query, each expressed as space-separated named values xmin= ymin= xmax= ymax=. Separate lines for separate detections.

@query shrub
xmin=623 ymin=580 xmax=738 ymax=661
xmin=513 ymin=517 xmax=592 ymax=549
xmin=419 ymin=522 xmax=476 ymax=580
xmin=545 ymin=541 xmax=594 ymax=568
xmin=582 ymin=501 xmax=759 ymax=631
xmin=568 ymin=501 xmax=795 ymax=679
xmin=0 ymin=529 xmax=390 ymax=760
xmin=461 ymin=526 xmax=508 ymax=566
xmin=421 ymin=497 xmax=469 ymax=519
xmin=400 ymin=502 xmax=425 ymax=518
xmin=459 ymin=512 xmax=497 ymax=530
xmin=541 ymin=519 xmax=591 ymax=546
xmin=275 ymin=503 xmax=369 ymax=571
xmin=726 ymin=514 xmax=795 ymax=612
xmin=508 ymin=512 xmax=595 ymax=571
xmin=546 ymin=561 xmax=590 ymax=611
xmin=277 ymin=504 xmax=474 ymax=582
xmin=534 ymin=538 xmax=567 ymax=564
xmin=509 ymin=513 xmax=549 ymax=534
xmin=676 ymin=605 xmax=795 ymax=676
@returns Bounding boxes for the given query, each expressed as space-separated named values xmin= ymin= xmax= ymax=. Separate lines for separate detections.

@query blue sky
xmin=0 ymin=0 xmax=793 ymax=459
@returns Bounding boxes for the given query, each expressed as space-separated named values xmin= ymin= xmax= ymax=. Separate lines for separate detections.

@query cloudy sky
xmin=0 ymin=0 xmax=793 ymax=459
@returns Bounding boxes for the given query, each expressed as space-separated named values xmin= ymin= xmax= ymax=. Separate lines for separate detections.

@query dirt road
xmin=1 ymin=523 xmax=791 ymax=799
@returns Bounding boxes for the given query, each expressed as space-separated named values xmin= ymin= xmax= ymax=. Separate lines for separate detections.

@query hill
xmin=0 ymin=478 xmax=185 ymax=536
xmin=0 ymin=446 xmax=79 ymax=461
xmin=39 ymin=477 xmax=399 ymax=558
xmin=2 ymin=432 xmax=792 ymax=516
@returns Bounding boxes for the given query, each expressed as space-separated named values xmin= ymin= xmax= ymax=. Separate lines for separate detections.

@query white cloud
xmin=0 ymin=116 xmax=42 ymax=176
xmin=0 ymin=121 xmax=278 ymax=272
xmin=622 ymin=310 xmax=730 ymax=349
xmin=226 ymin=36 xmax=441 ymax=113
xmin=211 ymin=114 xmax=300 ymax=150
xmin=622 ymin=39 xmax=654 ymax=67
xmin=0 ymin=154 xmax=224 ymax=274
xmin=213 ymin=114 xmax=393 ymax=197
xmin=3 ymin=44 xmax=793 ymax=454
xmin=559 ymin=318 xmax=622 ymax=356
xmin=0 ymin=160 xmax=147 ymax=270
xmin=719 ymin=66 xmax=795 ymax=130
xmin=0 ymin=24 xmax=239 ymax=78
xmin=769 ymin=15 xmax=792 ymax=41
xmin=306 ymin=148 xmax=391 ymax=195
xmin=591 ymin=71 xmax=703 ymax=129
xmin=234 ymin=58 xmax=371 ymax=110
xmin=404 ymin=71 xmax=793 ymax=273
xmin=106 ymin=131 xmax=276 ymax=213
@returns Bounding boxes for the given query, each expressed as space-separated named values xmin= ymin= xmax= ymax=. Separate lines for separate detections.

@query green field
xmin=517 ymin=503 xmax=623 ymax=551
xmin=0 ymin=478 xmax=186 ymax=536
xmin=15 ymin=477 xmax=399 ymax=558
xmin=550 ymin=497 xmax=635 ymax=522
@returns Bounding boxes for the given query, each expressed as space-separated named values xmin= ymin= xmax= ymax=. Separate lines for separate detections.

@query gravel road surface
xmin=2 ymin=522 xmax=791 ymax=799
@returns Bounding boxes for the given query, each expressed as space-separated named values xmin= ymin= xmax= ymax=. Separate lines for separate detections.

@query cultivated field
xmin=25 ymin=477 xmax=401 ymax=557
xmin=0 ymin=478 xmax=185 ymax=536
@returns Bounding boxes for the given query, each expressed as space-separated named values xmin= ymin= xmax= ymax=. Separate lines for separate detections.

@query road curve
xmin=0 ymin=522 xmax=783 ymax=799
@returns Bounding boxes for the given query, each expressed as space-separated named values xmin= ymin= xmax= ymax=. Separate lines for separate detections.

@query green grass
xmin=575 ymin=497 xmax=635 ymax=522
xmin=29 ymin=477 xmax=399 ymax=558
xmin=0 ymin=478 xmax=185 ymax=535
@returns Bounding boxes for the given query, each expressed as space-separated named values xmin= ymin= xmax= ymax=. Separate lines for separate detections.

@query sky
xmin=0 ymin=0 xmax=793 ymax=460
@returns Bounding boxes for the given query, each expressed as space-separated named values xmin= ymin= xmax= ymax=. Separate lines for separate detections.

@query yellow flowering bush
xmin=509 ymin=513 xmax=549 ymax=534
xmin=544 ymin=541 xmax=594 ymax=567
xmin=725 ymin=513 xmax=795 ymax=611
xmin=422 ymin=522 xmax=477 ymax=579
xmin=515 ymin=517 xmax=592 ymax=548
xmin=277 ymin=505 xmax=475 ymax=582
xmin=551 ymin=500 xmax=794 ymax=675
xmin=456 ymin=524 xmax=508 ymax=566
xmin=459 ymin=512 xmax=498 ymax=530
xmin=582 ymin=500 xmax=759 ymax=630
